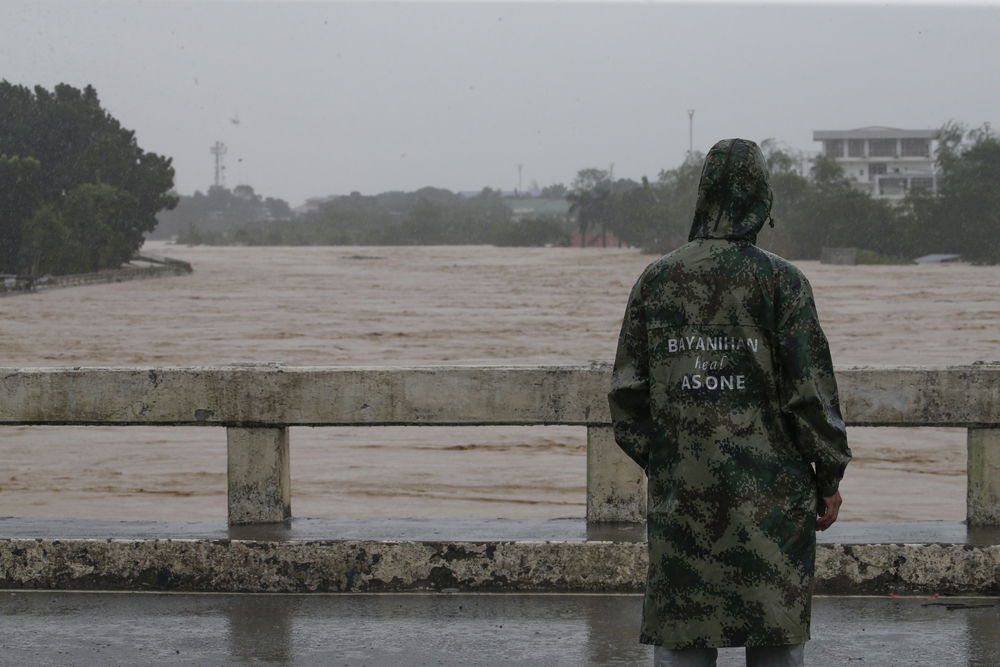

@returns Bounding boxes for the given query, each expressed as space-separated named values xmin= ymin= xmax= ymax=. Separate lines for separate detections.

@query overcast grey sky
xmin=2 ymin=1 xmax=999 ymax=205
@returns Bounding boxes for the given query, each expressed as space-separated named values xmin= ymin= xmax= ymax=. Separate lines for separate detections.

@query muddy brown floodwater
xmin=2 ymin=242 xmax=999 ymax=522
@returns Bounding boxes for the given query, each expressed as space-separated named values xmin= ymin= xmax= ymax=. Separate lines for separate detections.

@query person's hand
xmin=816 ymin=491 xmax=842 ymax=531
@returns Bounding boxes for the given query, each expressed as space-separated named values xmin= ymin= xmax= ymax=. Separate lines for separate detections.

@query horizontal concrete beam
xmin=815 ymin=543 xmax=1000 ymax=596
xmin=0 ymin=539 xmax=647 ymax=593
xmin=2 ymin=364 xmax=999 ymax=427
xmin=0 ymin=364 xmax=611 ymax=426
xmin=2 ymin=538 xmax=998 ymax=596
xmin=837 ymin=364 xmax=1000 ymax=427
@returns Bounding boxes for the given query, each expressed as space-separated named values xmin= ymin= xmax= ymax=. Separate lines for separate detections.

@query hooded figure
xmin=608 ymin=139 xmax=851 ymax=656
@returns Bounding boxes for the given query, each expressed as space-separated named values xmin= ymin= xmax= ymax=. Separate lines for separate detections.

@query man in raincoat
xmin=608 ymin=138 xmax=851 ymax=667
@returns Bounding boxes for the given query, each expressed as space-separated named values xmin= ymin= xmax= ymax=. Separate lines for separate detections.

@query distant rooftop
xmin=914 ymin=254 xmax=962 ymax=264
xmin=814 ymin=127 xmax=939 ymax=141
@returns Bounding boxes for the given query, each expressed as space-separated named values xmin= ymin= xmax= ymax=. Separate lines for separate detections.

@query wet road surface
xmin=1 ymin=592 xmax=996 ymax=666
xmin=4 ymin=517 xmax=1000 ymax=545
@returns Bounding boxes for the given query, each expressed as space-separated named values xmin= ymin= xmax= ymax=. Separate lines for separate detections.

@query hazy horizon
xmin=3 ymin=0 xmax=999 ymax=205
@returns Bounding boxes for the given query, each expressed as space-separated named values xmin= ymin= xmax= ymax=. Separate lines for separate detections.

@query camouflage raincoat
xmin=608 ymin=138 xmax=851 ymax=650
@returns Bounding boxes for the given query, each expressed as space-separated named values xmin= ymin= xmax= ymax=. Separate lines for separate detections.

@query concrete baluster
xmin=967 ymin=427 xmax=1000 ymax=526
xmin=227 ymin=427 xmax=291 ymax=525
xmin=586 ymin=424 xmax=646 ymax=523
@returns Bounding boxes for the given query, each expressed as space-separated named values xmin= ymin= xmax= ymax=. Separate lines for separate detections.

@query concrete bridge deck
xmin=4 ymin=516 xmax=1000 ymax=544
xmin=1 ymin=591 xmax=997 ymax=666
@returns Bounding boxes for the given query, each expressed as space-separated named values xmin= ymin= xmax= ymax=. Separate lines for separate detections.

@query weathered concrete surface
xmin=0 ymin=539 xmax=648 ymax=593
xmin=969 ymin=428 xmax=1000 ymax=526
xmin=0 ymin=364 xmax=613 ymax=426
xmin=1 ymin=536 xmax=998 ymax=595
xmin=586 ymin=425 xmax=646 ymax=523
xmin=4 ymin=593 xmax=997 ymax=667
xmin=3 ymin=364 xmax=1000 ymax=427
xmin=836 ymin=364 xmax=1000 ymax=426
xmin=815 ymin=543 xmax=1000 ymax=595
xmin=226 ymin=427 xmax=290 ymax=524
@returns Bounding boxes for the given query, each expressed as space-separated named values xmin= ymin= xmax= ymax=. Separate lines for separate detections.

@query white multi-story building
xmin=813 ymin=127 xmax=938 ymax=199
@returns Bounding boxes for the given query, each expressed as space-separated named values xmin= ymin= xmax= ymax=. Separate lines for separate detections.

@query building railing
xmin=2 ymin=363 xmax=999 ymax=526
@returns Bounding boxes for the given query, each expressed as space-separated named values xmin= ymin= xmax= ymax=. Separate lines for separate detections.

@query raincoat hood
xmin=688 ymin=138 xmax=773 ymax=244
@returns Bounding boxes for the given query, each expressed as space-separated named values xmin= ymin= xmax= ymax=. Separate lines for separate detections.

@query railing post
xmin=227 ymin=427 xmax=291 ymax=525
xmin=967 ymin=427 xmax=1000 ymax=526
xmin=586 ymin=424 xmax=646 ymax=523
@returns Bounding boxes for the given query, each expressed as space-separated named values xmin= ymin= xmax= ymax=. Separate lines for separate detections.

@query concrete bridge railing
xmin=2 ymin=363 xmax=999 ymax=526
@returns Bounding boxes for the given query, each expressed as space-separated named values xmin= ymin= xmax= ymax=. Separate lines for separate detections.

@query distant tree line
xmin=152 ymin=184 xmax=293 ymax=240
xmin=167 ymin=186 xmax=572 ymax=248
xmin=0 ymin=82 xmax=176 ymax=276
xmin=161 ymin=121 xmax=1000 ymax=263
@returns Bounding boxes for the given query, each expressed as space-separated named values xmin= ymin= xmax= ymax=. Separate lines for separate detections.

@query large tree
xmin=902 ymin=122 xmax=1000 ymax=263
xmin=757 ymin=154 xmax=897 ymax=260
xmin=0 ymin=154 xmax=42 ymax=271
xmin=568 ymin=168 xmax=625 ymax=247
xmin=0 ymin=81 xmax=177 ymax=274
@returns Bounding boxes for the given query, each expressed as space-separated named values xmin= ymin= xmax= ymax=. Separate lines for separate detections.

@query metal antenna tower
xmin=516 ymin=164 xmax=523 ymax=194
xmin=210 ymin=141 xmax=228 ymax=187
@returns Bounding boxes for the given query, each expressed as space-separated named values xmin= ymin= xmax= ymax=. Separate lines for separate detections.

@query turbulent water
xmin=2 ymin=242 xmax=997 ymax=522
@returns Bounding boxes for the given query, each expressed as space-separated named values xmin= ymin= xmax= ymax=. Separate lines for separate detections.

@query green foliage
xmin=567 ymin=186 xmax=612 ymax=246
xmin=0 ymin=154 xmax=42 ymax=271
xmin=153 ymin=184 xmax=292 ymax=239
xmin=62 ymin=183 xmax=141 ymax=272
xmin=564 ymin=158 xmax=701 ymax=253
xmin=645 ymin=157 xmax=704 ymax=252
xmin=20 ymin=204 xmax=66 ymax=276
xmin=392 ymin=190 xmax=503 ymax=245
xmin=572 ymin=168 xmax=611 ymax=192
xmin=762 ymin=155 xmax=900 ymax=260
xmin=0 ymin=81 xmax=176 ymax=275
xmin=177 ymin=186 xmax=569 ymax=247
xmin=21 ymin=184 xmax=140 ymax=275
xmin=539 ymin=183 xmax=568 ymax=199
xmin=901 ymin=122 xmax=1000 ymax=264
xmin=566 ymin=168 xmax=645 ymax=248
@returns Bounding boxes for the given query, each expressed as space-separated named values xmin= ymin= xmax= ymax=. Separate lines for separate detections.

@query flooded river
xmin=2 ymin=242 xmax=998 ymax=522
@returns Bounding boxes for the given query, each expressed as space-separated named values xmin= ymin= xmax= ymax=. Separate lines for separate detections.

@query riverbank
xmin=0 ymin=254 xmax=191 ymax=298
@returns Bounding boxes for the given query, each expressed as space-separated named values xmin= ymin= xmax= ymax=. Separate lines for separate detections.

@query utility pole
xmin=687 ymin=109 xmax=695 ymax=161
xmin=210 ymin=141 xmax=227 ymax=188
xmin=604 ymin=162 xmax=615 ymax=248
